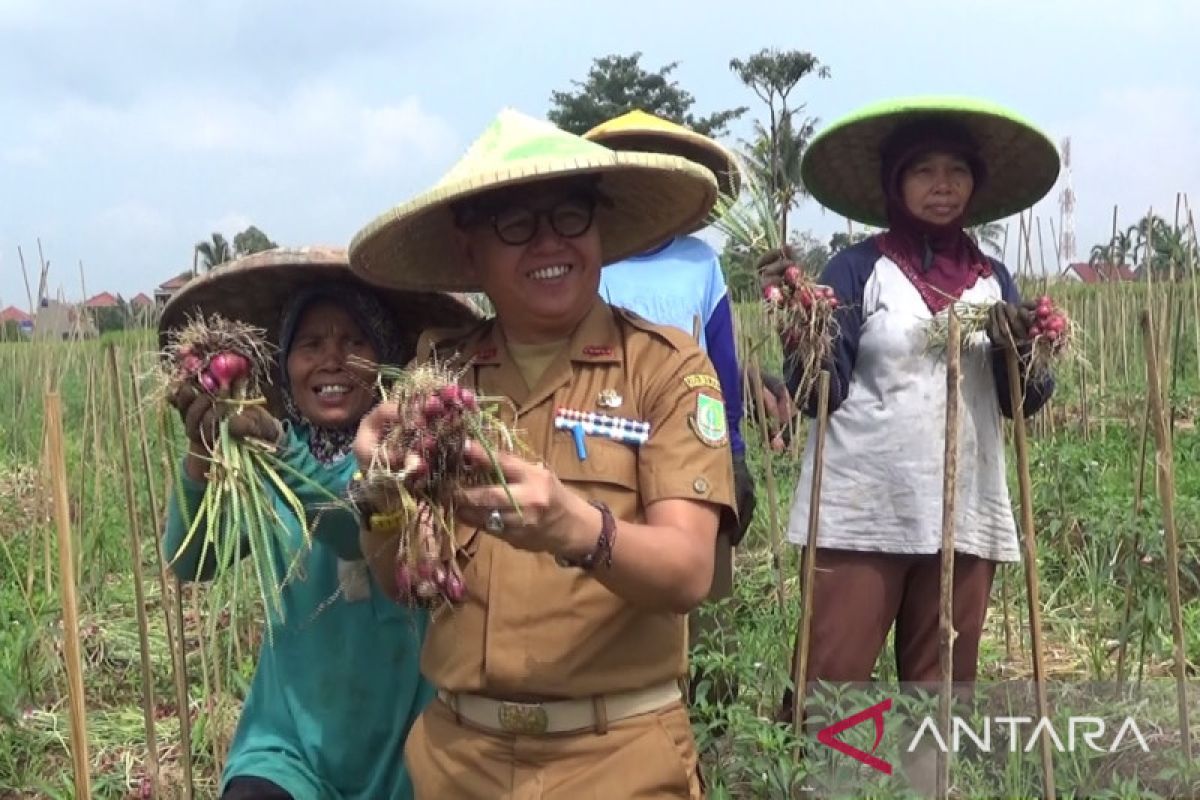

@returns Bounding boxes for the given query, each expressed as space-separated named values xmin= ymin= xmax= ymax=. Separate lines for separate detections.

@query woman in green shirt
xmin=160 ymin=247 xmax=478 ymax=800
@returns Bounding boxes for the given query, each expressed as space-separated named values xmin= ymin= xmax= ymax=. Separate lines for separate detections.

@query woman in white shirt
xmin=763 ymin=97 xmax=1061 ymax=721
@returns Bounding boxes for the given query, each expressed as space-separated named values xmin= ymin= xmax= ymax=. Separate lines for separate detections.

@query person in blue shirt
xmin=583 ymin=110 xmax=754 ymax=543
xmin=159 ymin=247 xmax=479 ymax=800
xmin=583 ymin=110 xmax=754 ymax=714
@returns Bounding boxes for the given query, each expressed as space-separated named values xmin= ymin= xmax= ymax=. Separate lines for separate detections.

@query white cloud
xmin=24 ymin=81 xmax=456 ymax=171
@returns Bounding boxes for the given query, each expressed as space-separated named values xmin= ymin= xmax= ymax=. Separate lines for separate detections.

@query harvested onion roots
xmin=162 ymin=313 xmax=334 ymax=651
xmin=763 ymin=262 xmax=840 ymax=406
xmin=349 ymin=361 xmax=524 ymax=611
xmin=925 ymin=295 xmax=1075 ymax=380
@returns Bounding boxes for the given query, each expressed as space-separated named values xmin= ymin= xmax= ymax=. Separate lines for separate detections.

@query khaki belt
xmin=438 ymin=680 xmax=682 ymax=736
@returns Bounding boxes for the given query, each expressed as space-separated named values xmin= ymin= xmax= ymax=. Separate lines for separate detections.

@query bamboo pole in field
xmin=1184 ymin=203 xmax=1199 ymax=386
xmin=131 ymin=361 xmax=196 ymax=800
xmin=18 ymin=245 xmax=35 ymax=318
xmin=791 ymin=371 xmax=830 ymax=737
xmin=106 ymin=345 xmax=161 ymax=793
xmin=1002 ymin=322 xmax=1056 ymax=800
xmin=1116 ymin=396 xmax=1152 ymax=685
xmin=75 ymin=363 xmax=94 ymax=584
xmin=1139 ymin=311 xmax=1193 ymax=763
xmin=158 ymin=404 xmax=200 ymax=797
xmin=750 ymin=363 xmax=787 ymax=612
xmin=1097 ymin=288 xmax=1107 ymax=436
xmin=46 ymin=391 xmax=92 ymax=799
xmin=936 ymin=311 xmax=962 ymax=800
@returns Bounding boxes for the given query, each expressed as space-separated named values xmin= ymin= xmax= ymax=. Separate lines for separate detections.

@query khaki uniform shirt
xmin=416 ymin=297 xmax=736 ymax=699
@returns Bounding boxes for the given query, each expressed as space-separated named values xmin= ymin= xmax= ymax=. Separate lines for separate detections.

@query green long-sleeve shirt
xmin=165 ymin=424 xmax=432 ymax=800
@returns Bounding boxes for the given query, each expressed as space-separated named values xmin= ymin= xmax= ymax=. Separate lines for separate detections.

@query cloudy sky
xmin=1 ymin=0 xmax=1196 ymax=307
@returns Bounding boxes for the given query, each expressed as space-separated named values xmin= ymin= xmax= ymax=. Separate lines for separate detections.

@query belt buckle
xmin=497 ymin=701 xmax=549 ymax=735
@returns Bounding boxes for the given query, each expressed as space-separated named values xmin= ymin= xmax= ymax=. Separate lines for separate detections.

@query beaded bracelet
xmin=556 ymin=500 xmax=617 ymax=571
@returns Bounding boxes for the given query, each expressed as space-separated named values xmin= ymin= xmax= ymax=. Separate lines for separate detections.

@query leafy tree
xmin=548 ymin=52 xmax=747 ymax=136
xmin=234 ymin=225 xmax=277 ymax=257
xmin=729 ymin=48 xmax=830 ymax=242
xmin=829 ymin=231 xmax=870 ymax=255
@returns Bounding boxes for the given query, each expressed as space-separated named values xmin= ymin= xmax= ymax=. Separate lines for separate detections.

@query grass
xmin=1 ymin=281 xmax=1198 ymax=798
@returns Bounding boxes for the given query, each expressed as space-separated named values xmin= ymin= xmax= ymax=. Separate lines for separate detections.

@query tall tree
xmin=729 ymin=48 xmax=830 ymax=242
xmin=548 ymin=52 xmax=747 ymax=137
xmin=196 ymin=233 xmax=232 ymax=272
xmin=234 ymin=225 xmax=277 ymax=257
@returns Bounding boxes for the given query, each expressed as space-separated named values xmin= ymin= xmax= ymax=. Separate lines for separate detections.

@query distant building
xmin=83 ymin=291 xmax=121 ymax=308
xmin=1062 ymin=262 xmax=1136 ymax=283
xmin=155 ymin=271 xmax=194 ymax=305
xmin=1 ymin=306 xmax=33 ymax=337
xmin=34 ymin=300 xmax=97 ymax=340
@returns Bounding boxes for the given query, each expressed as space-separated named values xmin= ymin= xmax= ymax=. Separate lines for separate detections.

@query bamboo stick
xmin=1002 ymin=324 xmax=1056 ymax=800
xmin=106 ymin=345 xmax=161 ymax=793
xmin=132 ymin=361 xmax=196 ymax=799
xmin=936 ymin=310 xmax=962 ymax=800
xmin=1139 ymin=311 xmax=1193 ymax=763
xmin=1116 ymin=397 xmax=1152 ymax=685
xmin=791 ymin=371 xmax=830 ymax=736
xmin=750 ymin=363 xmax=786 ymax=612
xmin=46 ymin=391 xmax=92 ymax=799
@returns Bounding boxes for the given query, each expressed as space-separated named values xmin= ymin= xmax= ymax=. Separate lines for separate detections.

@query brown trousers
xmin=780 ymin=548 xmax=997 ymax=721
xmin=405 ymin=698 xmax=704 ymax=800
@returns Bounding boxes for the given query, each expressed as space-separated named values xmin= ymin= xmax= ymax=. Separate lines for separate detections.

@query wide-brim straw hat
xmin=347 ymin=109 xmax=718 ymax=293
xmin=583 ymin=109 xmax=742 ymax=200
xmin=800 ymin=95 xmax=1061 ymax=227
xmin=157 ymin=246 xmax=483 ymax=411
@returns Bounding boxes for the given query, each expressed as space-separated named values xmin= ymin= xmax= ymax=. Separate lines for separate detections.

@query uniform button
xmin=693 ymin=477 xmax=709 ymax=495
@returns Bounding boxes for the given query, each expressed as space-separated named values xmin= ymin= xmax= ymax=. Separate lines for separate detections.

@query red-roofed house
xmin=131 ymin=292 xmax=153 ymax=308
xmin=1063 ymin=262 xmax=1136 ymax=283
xmin=1 ymin=306 xmax=31 ymax=323
xmin=84 ymin=291 xmax=121 ymax=308
xmin=155 ymin=271 xmax=194 ymax=305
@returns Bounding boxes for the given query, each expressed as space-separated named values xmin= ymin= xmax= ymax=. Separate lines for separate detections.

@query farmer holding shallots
xmin=160 ymin=247 xmax=478 ymax=800
xmin=760 ymin=98 xmax=1064 ymax=720
xmin=347 ymin=110 xmax=736 ymax=799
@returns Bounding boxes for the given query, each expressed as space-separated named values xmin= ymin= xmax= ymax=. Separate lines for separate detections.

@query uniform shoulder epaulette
xmin=612 ymin=306 xmax=698 ymax=353
xmin=416 ymin=321 xmax=487 ymax=364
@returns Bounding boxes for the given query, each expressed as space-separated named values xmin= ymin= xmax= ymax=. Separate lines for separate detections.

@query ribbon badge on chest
xmin=553 ymin=407 xmax=650 ymax=461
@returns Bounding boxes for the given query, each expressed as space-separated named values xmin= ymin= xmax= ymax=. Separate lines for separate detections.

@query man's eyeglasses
xmin=487 ymin=196 xmax=598 ymax=246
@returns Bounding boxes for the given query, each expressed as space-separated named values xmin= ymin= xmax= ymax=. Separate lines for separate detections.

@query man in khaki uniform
xmin=348 ymin=110 xmax=736 ymax=799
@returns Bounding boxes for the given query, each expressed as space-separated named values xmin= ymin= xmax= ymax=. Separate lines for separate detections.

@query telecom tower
xmin=1058 ymin=137 xmax=1076 ymax=269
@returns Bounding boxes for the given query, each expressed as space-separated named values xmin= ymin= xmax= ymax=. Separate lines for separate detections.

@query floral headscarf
xmin=277 ymin=282 xmax=401 ymax=464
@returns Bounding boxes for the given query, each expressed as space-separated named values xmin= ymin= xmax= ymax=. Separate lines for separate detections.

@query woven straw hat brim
xmin=584 ymin=129 xmax=741 ymax=200
xmin=800 ymin=96 xmax=1061 ymax=227
xmin=347 ymin=152 xmax=717 ymax=293
xmin=157 ymin=246 xmax=482 ymax=353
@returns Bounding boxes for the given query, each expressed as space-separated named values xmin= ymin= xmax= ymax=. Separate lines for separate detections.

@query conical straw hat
xmin=583 ymin=109 xmax=742 ymax=199
xmin=348 ymin=109 xmax=718 ymax=292
xmin=157 ymin=246 xmax=483 ymax=412
xmin=800 ymin=95 xmax=1061 ymax=227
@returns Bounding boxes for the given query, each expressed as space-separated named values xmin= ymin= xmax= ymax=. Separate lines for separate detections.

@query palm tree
xmin=739 ymin=114 xmax=816 ymax=242
xmin=967 ymin=222 xmax=1005 ymax=258
xmin=195 ymin=233 xmax=232 ymax=272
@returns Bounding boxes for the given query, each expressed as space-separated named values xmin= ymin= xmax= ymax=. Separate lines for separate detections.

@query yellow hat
xmin=584 ymin=109 xmax=741 ymax=200
xmin=348 ymin=109 xmax=718 ymax=292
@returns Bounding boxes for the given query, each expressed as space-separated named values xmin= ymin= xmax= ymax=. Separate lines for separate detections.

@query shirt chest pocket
xmin=549 ymin=432 xmax=640 ymax=515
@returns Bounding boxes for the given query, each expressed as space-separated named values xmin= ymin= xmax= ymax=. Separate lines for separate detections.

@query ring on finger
xmin=485 ymin=509 xmax=505 ymax=533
